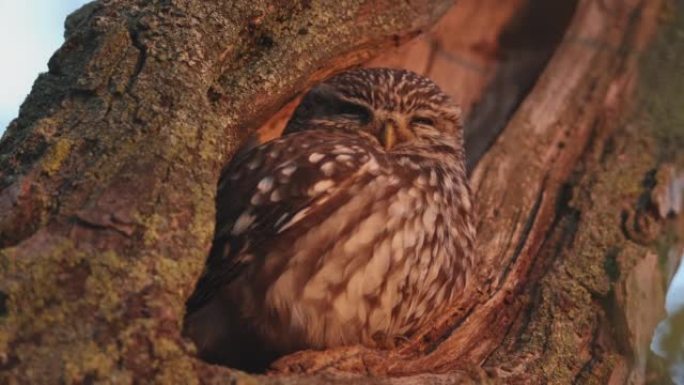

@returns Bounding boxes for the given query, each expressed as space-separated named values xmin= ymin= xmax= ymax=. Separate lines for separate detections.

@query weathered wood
xmin=0 ymin=1 xmax=454 ymax=384
xmin=0 ymin=0 xmax=680 ymax=384
xmin=269 ymin=0 xmax=674 ymax=383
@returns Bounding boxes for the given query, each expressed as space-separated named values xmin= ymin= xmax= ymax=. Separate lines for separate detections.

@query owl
xmin=183 ymin=68 xmax=476 ymax=371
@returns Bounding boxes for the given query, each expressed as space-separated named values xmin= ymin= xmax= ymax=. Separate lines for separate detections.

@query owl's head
xmin=284 ymin=68 xmax=462 ymax=151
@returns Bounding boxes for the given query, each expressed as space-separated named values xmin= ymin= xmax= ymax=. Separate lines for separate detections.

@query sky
xmin=653 ymin=253 xmax=684 ymax=385
xmin=0 ymin=1 xmax=682 ymax=382
xmin=0 ymin=0 xmax=90 ymax=133
xmin=669 ymin=258 xmax=684 ymax=313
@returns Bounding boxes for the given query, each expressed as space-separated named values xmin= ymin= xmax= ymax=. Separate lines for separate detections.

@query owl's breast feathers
xmin=185 ymin=129 xmax=474 ymax=354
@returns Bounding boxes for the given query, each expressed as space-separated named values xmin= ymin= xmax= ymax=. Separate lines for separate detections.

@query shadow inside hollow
xmin=464 ymin=0 xmax=578 ymax=173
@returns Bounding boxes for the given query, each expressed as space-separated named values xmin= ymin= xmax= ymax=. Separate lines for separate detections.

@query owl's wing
xmin=185 ymin=130 xmax=398 ymax=313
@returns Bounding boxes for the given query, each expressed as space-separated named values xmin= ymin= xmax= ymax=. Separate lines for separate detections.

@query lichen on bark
xmin=0 ymin=0 xmax=680 ymax=384
xmin=0 ymin=1 xmax=454 ymax=384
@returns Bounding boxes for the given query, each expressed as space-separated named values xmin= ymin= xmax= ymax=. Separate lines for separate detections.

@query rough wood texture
xmin=0 ymin=0 xmax=680 ymax=384
xmin=0 ymin=1 xmax=454 ymax=384
xmin=265 ymin=0 xmax=678 ymax=382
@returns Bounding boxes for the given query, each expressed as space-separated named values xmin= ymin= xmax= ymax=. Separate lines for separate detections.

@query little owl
xmin=183 ymin=68 xmax=476 ymax=371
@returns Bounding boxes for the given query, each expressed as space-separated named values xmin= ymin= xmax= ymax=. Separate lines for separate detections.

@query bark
xmin=0 ymin=0 xmax=681 ymax=384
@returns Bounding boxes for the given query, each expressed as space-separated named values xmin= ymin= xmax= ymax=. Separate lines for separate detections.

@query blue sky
xmin=669 ymin=260 xmax=684 ymax=313
xmin=0 ymin=0 xmax=89 ymax=133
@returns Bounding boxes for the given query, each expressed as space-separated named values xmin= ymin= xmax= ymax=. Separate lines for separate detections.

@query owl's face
xmin=284 ymin=68 xmax=462 ymax=151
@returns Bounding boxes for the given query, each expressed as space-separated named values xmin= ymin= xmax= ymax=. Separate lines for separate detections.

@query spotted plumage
xmin=183 ymin=68 xmax=476 ymax=371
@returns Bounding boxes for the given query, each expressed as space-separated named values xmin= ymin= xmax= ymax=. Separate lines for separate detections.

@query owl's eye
xmin=335 ymin=101 xmax=372 ymax=124
xmin=411 ymin=116 xmax=435 ymax=127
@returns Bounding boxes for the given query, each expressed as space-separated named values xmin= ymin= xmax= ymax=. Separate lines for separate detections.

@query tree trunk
xmin=0 ymin=0 xmax=681 ymax=384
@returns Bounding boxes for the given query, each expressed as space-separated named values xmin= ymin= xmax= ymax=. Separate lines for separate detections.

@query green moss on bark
xmin=0 ymin=1 xmax=452 ymax=383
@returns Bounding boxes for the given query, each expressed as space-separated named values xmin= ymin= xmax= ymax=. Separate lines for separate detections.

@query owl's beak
xmin=380 ymin=122 xmax=397 ymax=150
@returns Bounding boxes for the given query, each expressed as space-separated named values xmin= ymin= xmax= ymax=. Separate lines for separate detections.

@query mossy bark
xmin=0 ymin=0 xmax=681 ymax=384
xmin=0 ymin=1 xmax=453 ymax=384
